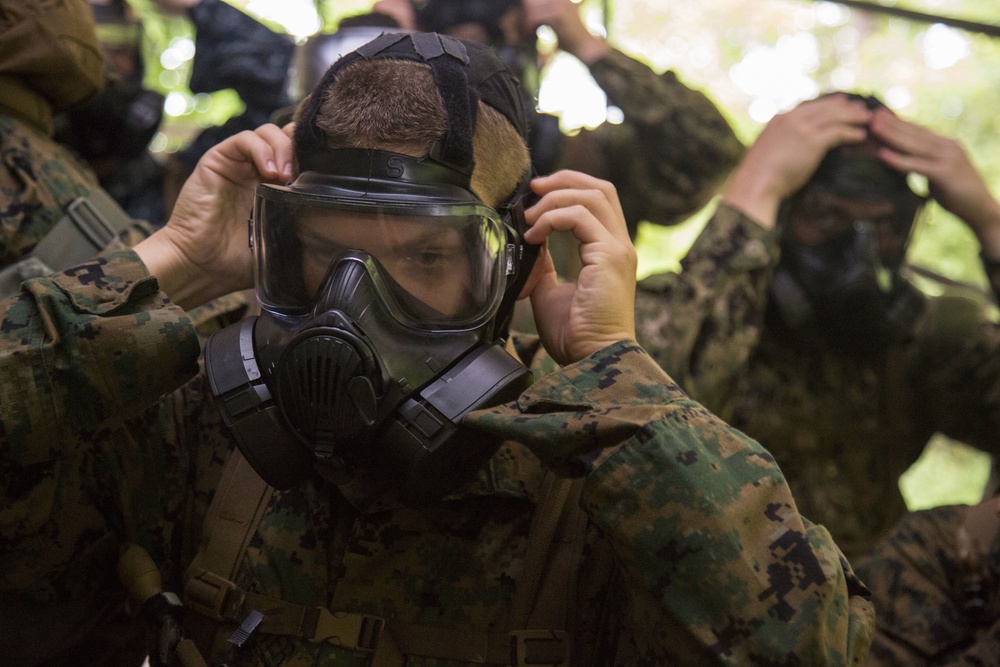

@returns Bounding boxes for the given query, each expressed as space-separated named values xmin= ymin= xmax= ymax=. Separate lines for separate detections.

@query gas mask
xmin=205 ymin=33 xmax=538 ymax=506
xmin=768 ymin=95 xmax=932 ymax=355
xmin=769 ymin=182 xmax=926 ymax=356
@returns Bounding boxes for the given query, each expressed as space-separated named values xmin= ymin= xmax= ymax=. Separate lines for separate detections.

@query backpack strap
xmin=0 ymin=187 xmax=135 ymax=296
xmin=509 ymin=473 xmax=587 ymax=666
xmin=182 ymin=449 xmax=276 ymax=660
xmin=182 ymin=456 xmax=585 ymax=666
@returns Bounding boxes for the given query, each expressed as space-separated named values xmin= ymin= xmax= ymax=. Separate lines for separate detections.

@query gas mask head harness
xmin=205 ymin=32 xmax=539 ymax=505
xmin=769 ymin=93 xmax=928 ymax=356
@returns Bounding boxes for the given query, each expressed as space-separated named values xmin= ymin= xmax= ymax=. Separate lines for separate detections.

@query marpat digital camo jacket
xmin=0 ymin=249 xmax=873 ymax=665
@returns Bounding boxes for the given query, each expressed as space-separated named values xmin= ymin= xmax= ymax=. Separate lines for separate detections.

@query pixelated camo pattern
xmin=635 ymin=203 xmax=1000 ymax=561
xmin=0 ymin=115 xmax=100 ymax=265
xmin=0 ymin=251 xmax=872 ymax=665
xmin=856 ymin=501 xmax=1000 ymax=665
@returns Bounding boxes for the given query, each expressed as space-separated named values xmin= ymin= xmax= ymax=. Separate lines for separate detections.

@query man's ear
xmin=516 ymin=240 xmax=552 ymax=301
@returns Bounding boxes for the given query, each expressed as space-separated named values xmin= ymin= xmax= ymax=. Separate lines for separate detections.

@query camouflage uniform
xmin=0 ymin=115 xmax=101 ymax=265
xmin=562 ymin=49 xmax=744 ymax=235
xmin=635 ymin=203 xmax=1000 ymax=561
xmin=854 ymin=499 xmax=1000 ymax=666
xmin=0 ymin=0 xmax=106 ymax=267
xmin=0 ymin=249 xmax=874 ymax=665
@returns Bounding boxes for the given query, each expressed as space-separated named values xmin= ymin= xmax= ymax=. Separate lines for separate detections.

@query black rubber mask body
xmin=206 ymin=253 xmax=532 ymax=504
xmin=770 ymin=221 xmax=922 ymax=355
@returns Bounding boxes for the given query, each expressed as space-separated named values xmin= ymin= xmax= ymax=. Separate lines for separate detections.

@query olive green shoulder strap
xmin=0 ymin=188 xmax=136 ymax=297
xmin=508 ymin=473 xmax=587 ymax=663
xmin=181 ymin=453 xmax=586 ymax=666
xmin=182 ymin=450 xmax=276 ymax=659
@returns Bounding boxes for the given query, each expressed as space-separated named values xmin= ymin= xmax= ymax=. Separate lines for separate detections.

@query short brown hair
xmin=298 ymin=58 xmax=529 ymax=209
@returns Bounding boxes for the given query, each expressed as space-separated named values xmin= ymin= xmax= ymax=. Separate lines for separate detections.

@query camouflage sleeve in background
xmin=0 ymin=115 xmax=100 ymax=266
xmin=466 ymin=340 xmax=875 ymax=664
xmin=855 ymin=500 xmax=1000 ymax=666
xmin=562 ymin=49 xmax=745 ymax=236
xmin=0 ymin=249 xmax=205 ymax=664
xmin=634 ymin=202 xmax=777 ymax=413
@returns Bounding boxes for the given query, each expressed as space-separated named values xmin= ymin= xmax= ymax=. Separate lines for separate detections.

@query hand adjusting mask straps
xmin=205 ymin=33 xmax=538 ymax=505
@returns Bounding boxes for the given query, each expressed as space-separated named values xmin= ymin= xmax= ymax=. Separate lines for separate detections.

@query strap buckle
xmin=182 ymin=569 xmax=246 ymax=622
xmin=304 ymin=608 xmax=384 ymax=652
xmin=509 ymin=630 xmax=570 ymax=666
xmin=65 ymin=189 xmax=126 ymax=250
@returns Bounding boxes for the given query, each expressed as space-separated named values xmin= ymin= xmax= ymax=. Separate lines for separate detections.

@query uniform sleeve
xmin=634 ymin=203 xmax=777 ymax=411
xmin=0 ymin=249 xmax=204 ymax=661
xmin=0 ymin=248 xmax=200 ymax=456
xmin=855 ymin=502 xmax=1000 ymax=667
xmin=465 ymin=340 xmax=874 ymax=664
xmin=562 ymin=49 xmax=745 ymax=235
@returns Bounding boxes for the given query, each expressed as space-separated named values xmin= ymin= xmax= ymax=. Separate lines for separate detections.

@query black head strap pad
xmin=294 ymin=32 xmax=528 ymax=181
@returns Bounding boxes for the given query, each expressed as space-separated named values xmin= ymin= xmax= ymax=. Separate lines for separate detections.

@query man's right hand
xmin=520 ymin=170 xmax=637 ymax=366
xmin=722 ymin=93 xmax=873 ymax=229
xmin=870 ymin=108 xmax=1000 ymax=260
xmin=134 ymin=124 xmax=293 ymax=310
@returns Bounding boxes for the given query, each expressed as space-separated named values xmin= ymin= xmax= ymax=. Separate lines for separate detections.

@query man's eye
xmin=418 ymin=253 xmax=441 ymax=265
xmin=406 ymin=246 xmax=457 ymax=265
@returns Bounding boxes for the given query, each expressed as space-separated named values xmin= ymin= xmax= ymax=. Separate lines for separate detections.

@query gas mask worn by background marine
xmin=204 ymin=33 xmax=538 ymax=506
xmin=769 ymin=168 xmax=927 ymax=356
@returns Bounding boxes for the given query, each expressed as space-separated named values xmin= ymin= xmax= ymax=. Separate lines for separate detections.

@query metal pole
xmin=812 ymin=0 xmax=1000 ymax=39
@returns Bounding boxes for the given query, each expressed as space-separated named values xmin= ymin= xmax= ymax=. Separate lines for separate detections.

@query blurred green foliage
xmin=626 ymin=0 xmax=1000 ymax=289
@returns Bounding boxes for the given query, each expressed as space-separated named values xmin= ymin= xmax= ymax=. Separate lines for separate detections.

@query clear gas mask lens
xmin=254 ymin=184 xmax=513 ymax=331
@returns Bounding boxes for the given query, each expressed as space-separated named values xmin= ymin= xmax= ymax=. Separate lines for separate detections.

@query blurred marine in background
xmin=634 ymin=92 xmax=1000 ymax=561
xmin=54 ymin=0 xmax=168 ymax=224
xmin=0 ymin=0 xmax=150 ymax=298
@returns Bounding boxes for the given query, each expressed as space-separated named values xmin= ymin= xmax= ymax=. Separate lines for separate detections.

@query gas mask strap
xmin=295 ymin=33 xmax=479 ymax=179
xmin=493 ymin=171 xmax=538 ymax=338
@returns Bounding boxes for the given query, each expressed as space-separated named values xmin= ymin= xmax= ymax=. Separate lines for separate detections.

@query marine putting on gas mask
xmin=769 ymin=94 xmax=928 ymax=356
xmin=204 ymin=32 xmax=539 ymax=506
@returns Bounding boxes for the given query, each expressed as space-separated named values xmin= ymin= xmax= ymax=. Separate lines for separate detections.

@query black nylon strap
xmin=356 ymin=31 xmax=409 ymax=59
xmin=411 ymin=31 xmax=445 ymax=59
xmin=294 ymin=33 xmax=483 ymax=178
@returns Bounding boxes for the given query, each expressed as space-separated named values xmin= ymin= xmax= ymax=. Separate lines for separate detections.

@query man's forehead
xmin=299 ymin=212 xmax=459 ymax=243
